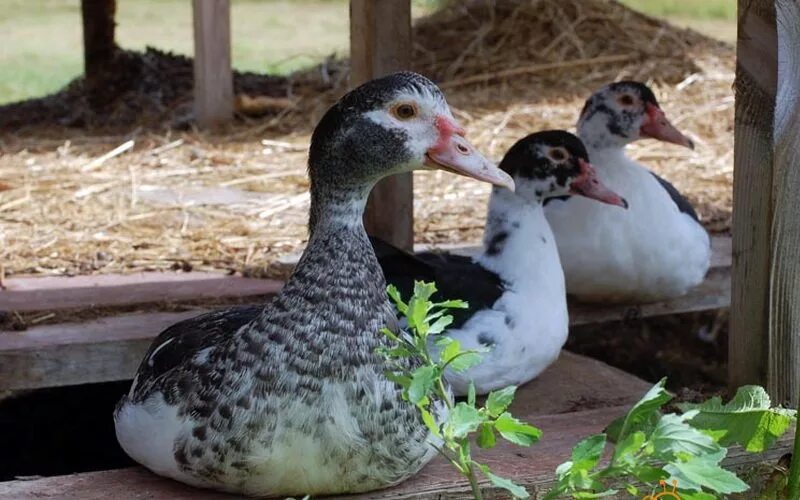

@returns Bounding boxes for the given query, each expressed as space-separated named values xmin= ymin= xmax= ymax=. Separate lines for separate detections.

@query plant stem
xmin=436 ymin=378 xmax=454 ymax=409
xmin=787 ymin=396 xmax=800 ymax=497
xmin=466 ymin=463 xmax=484 ymax=500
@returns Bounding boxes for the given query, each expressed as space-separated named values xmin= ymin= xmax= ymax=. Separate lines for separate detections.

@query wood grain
xmin=350 ymin=0 xmax=414 ymax=250
xmin=767 ymin=0 xmax=800 ymax=406
xmin=0 ymin=272 xmax=282 ymax=312
xmin=730 ymin=0 xmax=778 ymax=395
xmin=192 ymin=0 xmax=233 ymax=127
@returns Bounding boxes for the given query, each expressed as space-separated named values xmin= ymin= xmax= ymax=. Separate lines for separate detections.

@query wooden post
xmin=350 ymin=0 xmax=414 ymax=250
xmin=192 ymin=0 xmax=234 ymax=128
xmin=730 ymin=0 xmax=800 ymax=406
xmin=81 ymin=0 xmax=117 ymax=106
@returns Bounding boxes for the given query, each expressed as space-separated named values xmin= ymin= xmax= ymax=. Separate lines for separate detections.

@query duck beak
xmin=425 ymin=116 xmax=515 ymax=191
xmin=570 ymin=159 xmax=628 ymax=209
xmin=640 ymin=103 xmax=694 ymax=150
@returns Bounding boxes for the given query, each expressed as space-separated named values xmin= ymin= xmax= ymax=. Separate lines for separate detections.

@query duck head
xmin=577 ymin=81 xmax=694 ymax=151
xmin=309 ymin=72 xmax=514 ymax=195
xmin=498 ymin=130 xmax=628 ymax=208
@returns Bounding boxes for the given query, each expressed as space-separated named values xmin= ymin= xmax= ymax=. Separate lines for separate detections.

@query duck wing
xmin=650 ymin=171 xmax=699 ymax=222
xmin=371 ymin=236 xmax=504 ymax=329
xmin=129 ymin=305 xmax=262 ymax=401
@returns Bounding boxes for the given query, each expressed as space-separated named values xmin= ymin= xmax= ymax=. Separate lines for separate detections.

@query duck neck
xmin=479 ymin=187 xmax=560 ymax=286
xmin=308 ymin=180 xmax=374 ymax=236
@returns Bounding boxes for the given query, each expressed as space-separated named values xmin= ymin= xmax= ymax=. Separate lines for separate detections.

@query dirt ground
xmin=0 ymin=0 xmax=735 ymax=279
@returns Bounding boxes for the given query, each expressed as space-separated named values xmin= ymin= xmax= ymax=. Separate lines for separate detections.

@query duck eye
xmin=618 ymin=94 xmax=635 ymax=106
xmin=548 ymin=147 xmax=567 ymax=162
xmin=392 ymin=103 xmax=418 ymax=120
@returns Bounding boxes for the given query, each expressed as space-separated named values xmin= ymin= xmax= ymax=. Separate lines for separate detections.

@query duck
xmin=373 ymin=130 xmax=627 ymax=395
xmin=544 ymin=81 xmax=711 ymax=303
xmin=113 ymin=71 xmax=514 ymax=497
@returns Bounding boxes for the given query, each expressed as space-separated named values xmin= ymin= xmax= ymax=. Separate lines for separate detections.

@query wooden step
xmin=0 ymin=403 xmax=790 ymax=500
xmin=0 ymin=272 xmax=283 ymax=312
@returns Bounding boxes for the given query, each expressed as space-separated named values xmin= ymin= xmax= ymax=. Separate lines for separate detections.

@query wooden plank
xmin=81 ymin=0 xmax=117 ymax=81
xmin=569 ymin=267 xmax=731 ymax=327
xmin=731 ymin=0 xmax=800 ymax=406
xmin=0 ymin=310 xmax=204 ymax=390
xmin=0 ymin=407 xmax=791 ymax=499
xmin=350 ymin=0 xmax=414 ymax=250
xmin=0 ymin=273 xmax=282 ymax=312
xmin=192 ymin=0 xmax=233 ymax=127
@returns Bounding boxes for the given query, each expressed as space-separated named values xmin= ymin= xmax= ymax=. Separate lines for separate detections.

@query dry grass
xmin=0 ymin=0 xmax=735 ymax=278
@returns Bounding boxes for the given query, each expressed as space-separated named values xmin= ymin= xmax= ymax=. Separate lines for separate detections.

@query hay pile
xmin=0 ymin=0 xmax=735 ymax=278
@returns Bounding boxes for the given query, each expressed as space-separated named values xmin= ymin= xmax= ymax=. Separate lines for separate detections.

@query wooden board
xmin=192 ymin=0 xmax=233 ymax=127
xmin=730 ymin=0 xmax=800 ymax=406
xmin=0 ymin=310 xmax=203 ymax=390
xmin=350 ymin=0 xmax=414 ymax=250
xmin=0 ymin=405 xmax=791 ymax=500
xmin=0 ymin=273 xmax=282 ymax=312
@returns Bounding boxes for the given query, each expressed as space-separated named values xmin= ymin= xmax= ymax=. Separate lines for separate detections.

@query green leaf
xmin=383 ymin=371 xmax=411 ymax=389
xmin=420 ymin=407 xmax=441 ymax=437
xmin=572 ymin=490 xmax=618 ymax=498
xmin=679 ymin=385 xmax=796 ymax=452
xmin=486 ymin=386 xmax=517 ymax=417
xmin=408 ymin=365 xmax=437 ymax=404
xmin=608 ymin=378 xmax=671 ymax=442
xmin=632 ymin=465 xmax=667 ymax=483
xmin=428 ymin=314 xmax=453 ymax=335
xmin=555 ymin=460 xmax=573 ymax=480
xmin=570 ymin=434 xmax=606 ymax=472
xmin=434 ymin=299 xmax=469 ymax=309
xmin=413 ymin=281 xmax=437 ymax=302
xmin=386 ymin=284 xmax=407 ymax=313
xmin=650 ymin=413 xmax=721 ymax=459
xmin=434 ymin=335 xmax=454 ymax=347
xmin=440 ymin=339 xmax=463 ymax=365
xmin=677 ymin=491 xmax=718 ymax=500
xmin=445 ymin=402 xmax=484 ymax=438
xmin=664 ymin=449 xmax=748 ymax=494
xmin=407 ymin=297 xmax=430 ymax=334
xmin=612 ymin=430 xmax=646 ymax=464
xmin=494 ymin=412 xmax=542 ymax=446
xmin=476 ymin=422 xmax=496 ymax=448
xmin=477 ymin=463 xmax=530 ymax=499
xmin=468 ymin=381 xmax=476 ymax=407
xmin=447 ymin=351 xmax=483 ymax=372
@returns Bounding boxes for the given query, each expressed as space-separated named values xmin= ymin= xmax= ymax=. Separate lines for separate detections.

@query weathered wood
xmin=81 ymin=0 xmax=117 ymax=81
xmin=192 ymin=0 xmax=233 ymax=127
xmin=731 ymin=0 xmax=800 ymax=406
xmin=0 ymin=310 xmax=203 ymax=390
xmin=350 ymin=0 xmax=414 ymax=250
xmin=0 ymin=273 xmax=283 ymax=312
xmin=0 ymin=406 xmax=791 ymax=499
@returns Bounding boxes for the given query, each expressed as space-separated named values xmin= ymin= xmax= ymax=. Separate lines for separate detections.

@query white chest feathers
xmin=437 ymin=196 xmax=569 ymax=396
xmin=544 ymin=148 xmax=711 ymax=303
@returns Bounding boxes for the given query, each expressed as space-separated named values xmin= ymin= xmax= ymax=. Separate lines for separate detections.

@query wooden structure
xmin=730 ymin=0 xmax=800 ymax=407
xmin=192 ymin=0 xmax=233 ymax=127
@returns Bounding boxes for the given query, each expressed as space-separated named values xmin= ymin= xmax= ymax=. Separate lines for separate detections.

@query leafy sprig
xmin=545 ymin=379 xmax=796 ymax=499
xmin=379 ymin=281 xmax=541 ymax=500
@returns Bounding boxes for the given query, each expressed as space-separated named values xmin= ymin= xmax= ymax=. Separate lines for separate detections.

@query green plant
xmin=545 ymin=380 xmax=796 ymax=499
xmin=379 ymin=281 xmax=542 ymax=500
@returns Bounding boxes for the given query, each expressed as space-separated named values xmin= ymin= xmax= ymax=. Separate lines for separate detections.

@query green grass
xmin=0 ymin=0 xmax=735 ymax=105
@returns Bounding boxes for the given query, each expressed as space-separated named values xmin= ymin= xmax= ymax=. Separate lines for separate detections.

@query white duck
xmin=374 ymin=130 xmax=627 ymax=395
xmin=544 ymin=81 xmax=711 ymax=303
xmin=113 ymin=72 xmax=513 ymax=497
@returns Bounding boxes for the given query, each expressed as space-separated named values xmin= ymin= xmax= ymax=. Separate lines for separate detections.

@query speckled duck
xmin=114 ymin=72 xmax=514 ymax=497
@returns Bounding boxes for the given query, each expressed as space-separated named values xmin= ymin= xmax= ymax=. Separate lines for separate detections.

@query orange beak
xmin=640 ymin=103 xmax=694 ymax=150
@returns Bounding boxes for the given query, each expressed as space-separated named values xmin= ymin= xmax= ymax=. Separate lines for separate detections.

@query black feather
xmin=370 ymin=237 xmax=505 ymax=329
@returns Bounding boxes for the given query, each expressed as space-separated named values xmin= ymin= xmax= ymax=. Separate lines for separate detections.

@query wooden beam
xmin=731 ymin=0 xmax=800 ymax=406
xmin=81 ymin=0 xmax=117 ymax=107
xmin=350 ymin=0 xmax=414 ymax=250
xmin=192 ymin=0 xmax=234 ymax=128
xmin=0 ymin=272 xmax=282 ymax=312
xmin=0 ymin=406 xmax=791 ymax=499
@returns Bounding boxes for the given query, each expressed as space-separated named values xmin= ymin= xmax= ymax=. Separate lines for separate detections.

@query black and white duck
xmin=113 ymin=72 xmax=514 ymax=497
xmin=544 ymin=81 xmax=711 ymax=303
xmin=374 ymin=130 xmax=627 ymax=395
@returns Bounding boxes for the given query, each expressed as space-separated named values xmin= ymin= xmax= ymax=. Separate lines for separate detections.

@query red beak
xmin=425 ymin=116 xmax=515 ymax=191
xmin=570 ymin=159 xmax=628 ymax=209
xmin=640 ymin=103 xmax=694 ymax=150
